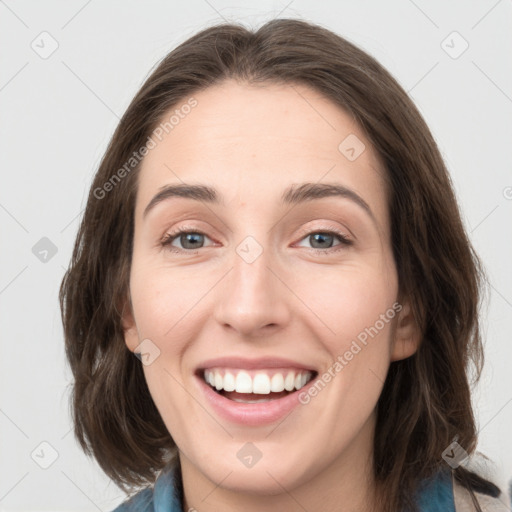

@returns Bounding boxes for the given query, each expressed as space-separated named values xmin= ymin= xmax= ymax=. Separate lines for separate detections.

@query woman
xmin=59 ymin=18 xmax=508 ymax=512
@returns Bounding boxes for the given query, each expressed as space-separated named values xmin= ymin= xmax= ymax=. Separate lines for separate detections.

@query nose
xmin=212 ymin=236 xmax=292 ymax=338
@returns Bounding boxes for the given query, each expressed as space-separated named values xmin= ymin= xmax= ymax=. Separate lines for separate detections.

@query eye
xmin=295 ymin=230 xmax=353 ymax=253
xmin=160 ymin=228 xmax=353 ymax=254
xmin=161 ymin=228 xmax=214 ymax=253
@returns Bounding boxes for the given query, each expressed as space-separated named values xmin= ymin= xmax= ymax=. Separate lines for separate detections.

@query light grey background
xmin=1 ymin=1 xmax=511 ymax=510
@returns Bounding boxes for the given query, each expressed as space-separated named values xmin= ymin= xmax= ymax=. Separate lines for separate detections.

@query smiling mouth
xmin=200 ymin=367 xmax=317 ymax=403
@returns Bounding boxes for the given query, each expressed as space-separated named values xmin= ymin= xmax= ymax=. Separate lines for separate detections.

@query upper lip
xmin=197 ymin=356 xmax=317 ymax=372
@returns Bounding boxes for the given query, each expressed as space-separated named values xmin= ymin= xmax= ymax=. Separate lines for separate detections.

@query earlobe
xmin=120 ymin=297 xmax=139 ymax=352
xmin=390 ymin=300 xmax=421 ymax=362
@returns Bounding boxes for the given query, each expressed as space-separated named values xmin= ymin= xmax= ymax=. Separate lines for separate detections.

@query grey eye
xmin=308 ymin=232 xmax=335 ymax=249
xmin=174 ymin=232 xmax=207 ymax=250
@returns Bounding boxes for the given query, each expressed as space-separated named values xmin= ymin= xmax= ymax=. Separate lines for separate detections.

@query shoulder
xmin=110 ymin=463 xmax=182 ymax=512
xmin=415 ymin=468 xmax=509 ymax=512
xmin=111 ymin=488 xmax=154 ymax=512
xmin=452 ymin=476 xmax=510 ymax=512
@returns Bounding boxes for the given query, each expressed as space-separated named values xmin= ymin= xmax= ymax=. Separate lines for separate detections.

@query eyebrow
xmin=142 ymin=182 xmax=376 ymax=224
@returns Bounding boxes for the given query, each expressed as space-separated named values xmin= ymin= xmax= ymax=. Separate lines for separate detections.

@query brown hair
xmin=59 ymin=18 xmax=501 ymax=511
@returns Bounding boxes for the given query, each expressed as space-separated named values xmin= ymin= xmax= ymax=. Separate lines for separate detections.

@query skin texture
xmin=123 ymin=80 xmax=420 ymax=512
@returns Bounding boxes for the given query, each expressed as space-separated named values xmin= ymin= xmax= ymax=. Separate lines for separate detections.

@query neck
xmin=180 ymin=413 xmax=378 ymax=512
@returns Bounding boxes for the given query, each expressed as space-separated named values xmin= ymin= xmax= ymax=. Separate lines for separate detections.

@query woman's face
xmin=123 ymin=80 xmax=418 ymax=498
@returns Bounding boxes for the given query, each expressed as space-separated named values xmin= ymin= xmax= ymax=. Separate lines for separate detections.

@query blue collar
xmin=414 ymin=468 xmax=455 ymax=511
xmin=112 ymin=463 xmax=182 ymax=512
xmin=153 ymin=464 xmax=182 ymax=512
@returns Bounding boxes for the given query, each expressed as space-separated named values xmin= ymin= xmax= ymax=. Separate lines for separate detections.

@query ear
xmin=390 ymin=299 xmax=421 ymax=362
xmin=120 ymin=294 xmax=139 ymax=352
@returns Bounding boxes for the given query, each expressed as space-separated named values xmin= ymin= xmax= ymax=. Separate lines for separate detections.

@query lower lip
xmin=196 ymin=374 xmax=310 ymax=426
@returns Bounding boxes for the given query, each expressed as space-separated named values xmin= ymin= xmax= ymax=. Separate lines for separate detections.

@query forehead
xmin=136 ymin=80 xmax=388 ymax=228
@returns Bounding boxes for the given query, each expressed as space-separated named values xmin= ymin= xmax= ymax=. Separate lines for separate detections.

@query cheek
xmin=292 ymin=262 xmax=399 ymax=408
xmin=293 ymin=262 xmax=398 ymax=346
xmin=130 ymin=260 xmax=201 ymax=342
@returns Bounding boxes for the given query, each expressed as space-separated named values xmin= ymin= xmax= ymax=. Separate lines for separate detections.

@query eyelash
xmin=160 ymin=227 xmax=353 ymax=255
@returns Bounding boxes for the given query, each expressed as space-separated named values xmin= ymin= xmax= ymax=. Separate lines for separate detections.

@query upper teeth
xmin=204 ymin=369 xmax=313 ymax=394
